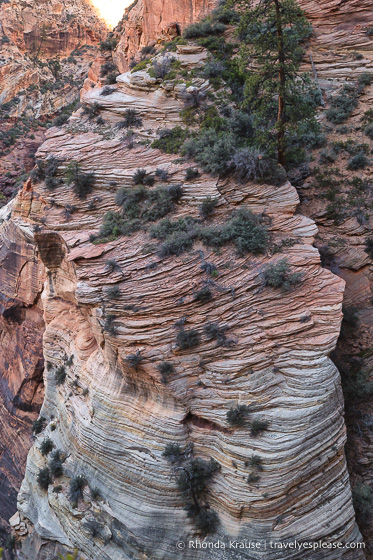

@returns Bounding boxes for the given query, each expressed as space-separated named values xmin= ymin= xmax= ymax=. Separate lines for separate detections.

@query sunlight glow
xmin=90 ymin=0 xmax=132 ymax=28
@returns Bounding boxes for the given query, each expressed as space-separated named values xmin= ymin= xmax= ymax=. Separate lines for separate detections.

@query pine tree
xmin=237 ymin=0 xmax=319 ymax=166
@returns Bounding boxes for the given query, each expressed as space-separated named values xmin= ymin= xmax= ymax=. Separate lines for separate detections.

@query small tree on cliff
xmin=237 ymin=0 xmax=319 ymax=166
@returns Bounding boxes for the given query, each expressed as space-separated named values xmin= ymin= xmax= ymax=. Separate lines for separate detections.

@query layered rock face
xmin=114 ymin=0 xmax=218 ymax=71
xmin=0 ymin=0 xmax=107 ymax=204
xmin=7 ymin=46 xmax=363 ymax=559
xmin=0 ymin=0 xmax=106 ymax=107
xmin=0 ymin=198 xmax=45 ymax=542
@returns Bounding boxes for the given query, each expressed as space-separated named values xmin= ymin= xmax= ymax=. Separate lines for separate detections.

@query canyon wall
xmin=9 ymin=44 xmax=364 ymax=559
xmin=0 ymin=0 xmax=372 ymax=558
xmin=0 ymin=0 xmax=107 ymax=204
xmin=0 ymin=0 xmax=106 ymax=547
xmin=113 ymin=0 xmax=218 ymax=71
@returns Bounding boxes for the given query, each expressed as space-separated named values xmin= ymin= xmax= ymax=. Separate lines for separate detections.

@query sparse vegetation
xmin=227 ymin=404 xmax=251 ymax=428
xmin=199 ymin=197 xmax=218 ymax=219
xmin=100 ymin=86 xmax=115 ymax=96
xmin=32 ymin=416 xmax=46 ymax=435
xmin=347 ymin=152 xmax=369 ymax=170
xmin=194 ymin=287 xmax=213 ymax=304
xmin=55 ymin=366 xmax=67 ymax=385
xmin=250 ymin=419 xmax=269 ymax=437
xmin=176 ymin=328 xmax=200 ymax=350
xmin=39 ymin=438 xmax=55 ymax=456
xmin=185 ymin=167 xmax=200 ymax=181
xmin=152 ymin=127 xmax=189 ymax=154
xmin=132 ymin=168 xmax=154 ymax=186
xmin=157 ymin=361 xmax=175 ymax=383
xmin=204 ymin=322 xmax=230 ymax=346
xmin=49 ymin=450 xmax=64 ymax=477
xmin=82 ymin=102 xmax=101 ymax=120
xmin=106 ymin=286 xmax=121 ymax=299
xmin=263 ymin=259 xmax=302 ymax=291
xmin=184 ymin=21 xmax=226 ymax=39
xmin=126 ymin=350 xmax=143 ymax=370
xmin=163 ymin=444 xmax=220 ymax=535
xmin=65 ymin=162 xmax=95 ymax=199
xmin=37 ymin=467 xmax=51 ymax=490
xmin=69 ymin=474 xmax=87 ymax=504
xmin=117 ymin=109 xmax=143 ymax=129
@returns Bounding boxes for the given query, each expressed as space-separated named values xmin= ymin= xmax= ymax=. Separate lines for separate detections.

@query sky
xmin=90 ymin=0 xmax=132 ymax=27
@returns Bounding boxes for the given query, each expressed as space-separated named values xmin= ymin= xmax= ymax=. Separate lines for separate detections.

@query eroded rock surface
xmin=0 ymin=200 xmax=45 ymax=542
xmin=7 ymin=48 xmax=364 ymax=559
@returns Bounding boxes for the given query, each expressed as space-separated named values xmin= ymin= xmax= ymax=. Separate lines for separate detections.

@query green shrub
xmin=358 ymin=73 xmax=373 ymax=87
xmin=104 ymin=315 xmax=117 ymax=335
xmin=131 ymin=59 xmax=149 ymax=72
xmin=32 ymin=416 xmax=46 ymax=434
xmin=263 ymin=259 xmax=302 ymax=291
xmin=39 ymin=438 xmax=55 ymax=456
xmin=204 ymin=322 xmax=229 ymax=346
xmin=182 ymin=129 xmax=237 ymax=175
xmin=37 ymin=467 xmax=51 ymax=490
xmin=82 ymin=102 xmax=101 ymax=120
xmin=126 ymin=350 xmax=143 ymax=370
xmin=53 ymin=113 xmax=69 ymax=127
xmin=364 ymin=123 xmax=373 ymax=139
xmin=162 ymin=442 xmax=183 ymax=463
xmin=185 ymin=167 xmax=200 ymax=181
xmin=245 ymin=455 xmax=263 ymax=471
xmin=194 ymin=287 xmax=213 ymax=303
xmin=65 ymin=162 xmax=95 ymax=199
xmin=326 ymin=84 xmax=359 ymax=124
xmin=158 ymin=231 xmax=195 ymax=257
xmin=247 ymin=472 xmax=261 ymax=484
xmin=155 ymin=168 xmax=169 ymax=181
xmin=117 ymin=109 xmax=142 ymax=129
xmin=227 ymin=404 xmax=250 ymax=427
xmin=55 ymin=366 xmax=67 ymax=385
xmin=49 ymin=450 xmax=64 ymax=477
xmin=105 ymin=259 xmax=121 ymax=272
xmin=200 ymin=208 xmax=269 ymax=255
xmin=151 ymin=57 xmax=174 ymax=79
xmin=69 ymin=474 xmax=87 ymax=504
xmin=98 ymin=184 xmax=184 ymax=242
xmin=347 ymin=152 xmax=369 ymax=170
xmin=250 ymin=419 xmax=269 ymax=437
xmin=132 ymin=168 xmax=154 ymax=186
xmin=106 ymin=286 xmax=121 ymax=299
xmin=152 ymin=127 xmax=189 ymax=154
xmin=199 ymin=197 xmax=218 ymax=219
xmin=184 ymin=21 xmax=226 ymax=39
xmin=176 ymin=328 xmax=200 ymax=349
xmin=100 ymin=86 xmax=115 ymax=97
xmin=157 ymin=361 xmax=175 ymax=383
xmin=231 ymin=146 xmax=287 ymax=186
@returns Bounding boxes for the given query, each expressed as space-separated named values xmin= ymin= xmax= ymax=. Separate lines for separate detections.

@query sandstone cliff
xmin=6 ymin=43 xmax=363 ymax=559
xmin=1 ymin=0 xmax=372 ymax=558
xmin=0 ymin=0 xmax=107 ymax=203
xmin=0 ymin=0 xmax=107 ymax=546
xmin=113 ymin=0 xmax=218 ymax=72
